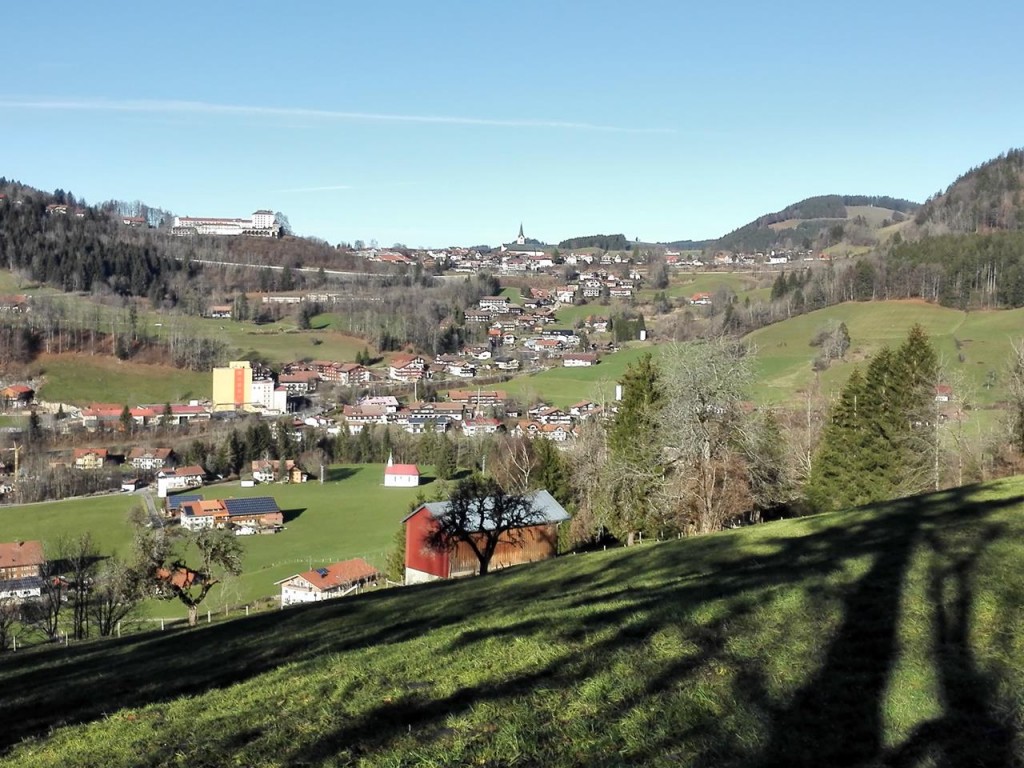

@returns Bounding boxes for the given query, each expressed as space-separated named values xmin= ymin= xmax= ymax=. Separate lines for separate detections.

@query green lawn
xmin=502 ymin=344 xmax=654 ymax=407
xmin=2 ymin=478 xmax=1022 ymax=765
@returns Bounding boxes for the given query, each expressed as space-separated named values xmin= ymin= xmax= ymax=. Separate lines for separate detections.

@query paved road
xmin=142 ymin=489 xmax=164 ymax=528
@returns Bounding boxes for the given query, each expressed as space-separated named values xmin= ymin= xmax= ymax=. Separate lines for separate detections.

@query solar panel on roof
xmin=223 ymin=497 xmax=280 ymax=516
xmin=316 ymin=568 xmax=329 ymax=577
xmin=166 ymin=494 xmax=203 ymax=510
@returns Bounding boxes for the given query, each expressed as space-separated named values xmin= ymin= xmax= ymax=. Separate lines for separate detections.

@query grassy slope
xmin=0 ymin=465 xmax=436 ymax=614
xmin=35 ymin=354 xmax=212 ymax=405
xmin=746 ymin=300 xmax=1022 ymax=406
xmin=501 ymin=344 xmax=654 ymax=407
xmin=2 ymin=479 xmax=1023 ymax=766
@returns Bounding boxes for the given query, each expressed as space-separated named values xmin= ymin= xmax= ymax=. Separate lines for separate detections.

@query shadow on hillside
xmin=281 ymin=484 xmax=1024 ymax=767
xmin=1 ymin=484 xmax=1021 ymax=764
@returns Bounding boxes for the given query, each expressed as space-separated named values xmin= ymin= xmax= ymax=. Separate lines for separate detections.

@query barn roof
xmin=403 ymin=489 xmax=570 ymax=529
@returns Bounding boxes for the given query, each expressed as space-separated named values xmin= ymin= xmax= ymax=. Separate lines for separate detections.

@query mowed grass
xmin=0 ymin=465 xmax=436 ymax=617
xmin=2 ymin=479 xmax=1023 ymax=765
xmin=34 ymin=354 xmax=211 ymax=406
xmin=745 ymin=300 xmax=1024 ymax=406
xmin=502 ymin=344 xmax=655 ymax=407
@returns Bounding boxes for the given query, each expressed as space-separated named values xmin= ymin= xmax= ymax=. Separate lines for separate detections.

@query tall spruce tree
xmin=807 ymin=326 xmax=939 ymax=511
xmin=604 ymin=352 xmax=663 ymax=544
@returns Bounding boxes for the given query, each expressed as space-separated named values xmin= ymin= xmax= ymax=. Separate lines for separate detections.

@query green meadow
xmin=0 ymin=464 xmax=437 ymax=617
xmin=34 ymin=355 xmax=212 ymax=405
xmin=746 ymin=300 xmax=1024 ymax=406
xmin=502 ymin=344 xmax=654 ymax=408
xmin=2 ymin=478 xmax=1022 ymax=765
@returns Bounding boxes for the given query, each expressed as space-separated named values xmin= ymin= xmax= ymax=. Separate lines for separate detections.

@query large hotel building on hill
xmin=171 ymin=210 xmax=280 ymax=237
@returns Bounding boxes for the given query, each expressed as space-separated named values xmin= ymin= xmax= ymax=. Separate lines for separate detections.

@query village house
xmin=251 ymin=459 xmax=307 ymax=484
xmin=388 ymin=354 xmax=429 ymax=382
xmin=461 ymin=417 xmax=503 ymax=437
xmin=156 ymin=465 xmax=206 ymax=498
xmin=126 ymin=447 xmax=175 ymax=472
xmin=0 ymin=540 xmax=45 ymax=600
xmin=402 ymin=489 xmax=570 ymax=584
xmin=341 ymin=404 xmax=390 ymax=434
xmin=206 ymin=305 xmax=232 ymax=319
xmin=690 ymin=292 xmax=712 ymax=305
xmin=478 ymin=296 xmax=510 ymax=312
xmin=73 ymin=448 xmax=108 ymax=471
xmin=448 ymin=389 xmax=508 ymax=409
xmin=1 ymin=384 xmax=34 ymax=409
xmin=335 ymin=363 xmax=376 ymax=385
xmin=491 ymin=356 xmax=520 ymax=372
xmin=278 ymin=370 xmax=320 ymax=396
xmin=562 ymin=353 xmax=599 ymax=367
xmin=277 ymin=558 xmax=381 ymax=607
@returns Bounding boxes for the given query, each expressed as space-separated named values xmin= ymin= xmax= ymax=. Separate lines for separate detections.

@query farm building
xmin=403 ymin=489 xmax=570 ymax=584
xmin=276 ymin=558 xmax=381 ymax=606
xmin=0 ymin=539 xmax=44 ymax=600
xmin=179 ymin=496 xmax=283 ymax=534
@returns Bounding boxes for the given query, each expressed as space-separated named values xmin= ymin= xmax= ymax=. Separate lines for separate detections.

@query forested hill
xmin=913 ymin=148 xmax=1024 ymax=232
xmin=0 ymin=178 xmax=371 ymax=305
xmin=707 ymin=194 xmax=919 ymax=254
xmin=558 ymin=233 xmax=632 ymax=251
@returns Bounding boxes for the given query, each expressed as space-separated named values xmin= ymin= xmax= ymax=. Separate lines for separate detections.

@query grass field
xmin=502 ymin=344 xmax=654 ymax=407
xmin=0 ymin=465 xmax=437 ymax=616
xmin=745 ymin=300 xmax=1024 ymax=407
xmin=33 ymin=354 xmax=212 ymax=405
xmin=2 ymin=478 xmax=1022 ymax=765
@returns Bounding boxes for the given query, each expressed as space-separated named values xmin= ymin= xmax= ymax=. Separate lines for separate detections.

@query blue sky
xmin=2 ymin=1 xmax=1022 ymax=247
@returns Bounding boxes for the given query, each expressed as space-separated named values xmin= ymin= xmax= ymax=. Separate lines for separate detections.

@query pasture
xmin=0 ymin=464 xmax=437 ymax=615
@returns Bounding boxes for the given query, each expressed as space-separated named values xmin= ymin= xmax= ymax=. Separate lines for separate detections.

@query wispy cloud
xmin=0 ymin=97 xmax=674 ymax=134
xmin=271 ymin=184 xmax=354 ymax=194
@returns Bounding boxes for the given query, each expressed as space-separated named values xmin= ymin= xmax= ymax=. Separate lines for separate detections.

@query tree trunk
xmin=188 ymin=603 xmax=198 ymax=627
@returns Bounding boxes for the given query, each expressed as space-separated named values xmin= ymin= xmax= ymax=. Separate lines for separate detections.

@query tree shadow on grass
xmin=325 ymin=466 xmax=356 ymax=482
xmin=2 ymin=483 xmax=1022 ymax=765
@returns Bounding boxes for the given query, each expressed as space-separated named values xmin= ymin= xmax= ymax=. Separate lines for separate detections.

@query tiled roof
xmin=0 ymin=540 xmax=44 ymax=569
xmin=291 ymin=558 xmax=380 ymax=590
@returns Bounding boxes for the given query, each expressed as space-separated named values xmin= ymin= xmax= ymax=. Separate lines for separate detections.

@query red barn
xmin=402 ymin=489 xmax=570 ymax=584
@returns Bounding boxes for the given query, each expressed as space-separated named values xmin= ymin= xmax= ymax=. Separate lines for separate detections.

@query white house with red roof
xmin=277 ymin=558 xmax=381 ymax=606
xmin=384 ymin=454 xmax=420 ymax=487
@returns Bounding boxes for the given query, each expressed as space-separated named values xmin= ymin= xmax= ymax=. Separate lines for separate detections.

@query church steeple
xmin=516 ymin=222 xmax=526 ymax=245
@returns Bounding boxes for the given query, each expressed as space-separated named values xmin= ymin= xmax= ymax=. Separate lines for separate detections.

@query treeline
xmin=881 ymin=231 xmax=1024 ymax=308
xmin=327 ymin=273 xmax=500 ymax=355
xmin=558 ymin=234 xmax=631 ymax=251
xmin=0 ymin=301 xmax=228 ymax=372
